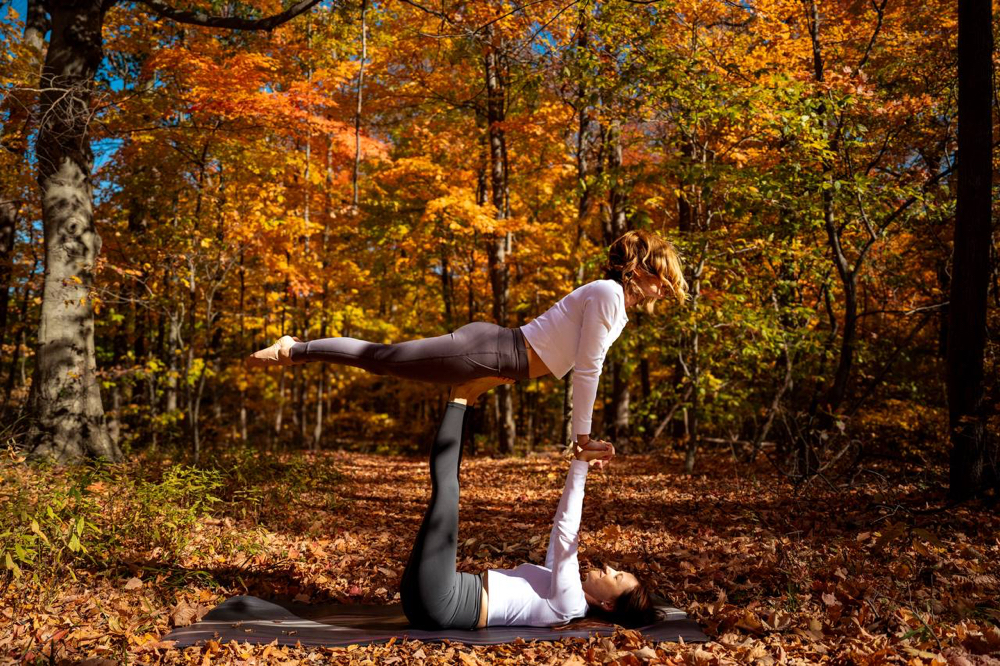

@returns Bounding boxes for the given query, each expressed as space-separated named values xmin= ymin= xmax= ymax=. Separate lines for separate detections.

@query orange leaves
xmin=150 ymin=47 xmax=298 ymax=125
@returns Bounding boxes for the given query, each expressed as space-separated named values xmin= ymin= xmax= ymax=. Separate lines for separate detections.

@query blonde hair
xmin=604 ymin=230 xmax=688 ymax=310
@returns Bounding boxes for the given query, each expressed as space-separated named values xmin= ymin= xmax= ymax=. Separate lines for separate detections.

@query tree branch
xmin=136 ymin=0 xmax=325 ymax=31
xmin=854 ymin=0 xmax=888 ymax=74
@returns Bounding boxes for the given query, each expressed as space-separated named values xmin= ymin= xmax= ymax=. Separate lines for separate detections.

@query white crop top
xmin=485 ymin=459 xmax=590 ymax=627
xmin=520 ymin=280 xmax=629 ymax=440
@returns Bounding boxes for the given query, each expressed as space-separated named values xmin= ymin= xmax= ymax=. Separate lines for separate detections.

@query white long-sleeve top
xmin=486 ymin=459 xmax=591 ymax=626
xmin=520 ymin=280 xmax=629 ymax=440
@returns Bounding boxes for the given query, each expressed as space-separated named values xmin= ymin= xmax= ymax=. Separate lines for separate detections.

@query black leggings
xmin=289 ymin=322 xmax=530 ymax=384
xmin=400 ymin=402 xmax=483 ymax=630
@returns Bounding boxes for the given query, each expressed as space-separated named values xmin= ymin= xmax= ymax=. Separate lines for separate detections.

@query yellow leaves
xmin=424 ymin=188 xmax=495 ymax=234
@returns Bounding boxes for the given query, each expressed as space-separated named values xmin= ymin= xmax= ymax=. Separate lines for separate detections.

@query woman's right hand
xmin=574 ymin=439 xmax=615 ymax=468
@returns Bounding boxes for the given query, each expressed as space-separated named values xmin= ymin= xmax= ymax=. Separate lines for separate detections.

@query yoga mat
xmin=163 ymin=596 xmax=709 ymax=647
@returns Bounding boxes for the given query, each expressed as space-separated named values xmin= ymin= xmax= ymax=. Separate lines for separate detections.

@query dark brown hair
xmin=604 ymin=229 xmax=688 ymax=311
xmin=588 ymin=578 xmax=658 ymax=629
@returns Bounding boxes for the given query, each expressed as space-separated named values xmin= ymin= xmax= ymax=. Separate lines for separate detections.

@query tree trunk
xmin=239 ymin=251 xmax=248 ymax=444
xmin=0 ymin=0 xmax=48 ymax=350
xmin=1 ymin=257 xmax=37 ymax=417
xmin=807 ymin=0 xmax=855 ymax=422
xmin=0 ymin=201 xmax=16 ymax=352
xmin=483 ymin=37 xmax=515 ymax=454
xmin=440 ymin=247 xmax=454 ymax=330
xmin=602 ymin=122 xmax=631 ymax=441
xmin=314 ymin=136 xmax=336 ymax=450
xmin=560 ymin=11 xmax=597 ymax=448
xmin=27 ymin=0 xmax=120 ymax=462
xmin=948 ymin=0 xmax=996 ymax=499
xmin=166 ymin=312 xmax=180 ymax=413
xmin=352 ymin=0 xmax=368 ymax=209
xmin=682 ymin=243 xmax=708 ymax=474
xmin=671 ymin=140 xmax=695 ymax=439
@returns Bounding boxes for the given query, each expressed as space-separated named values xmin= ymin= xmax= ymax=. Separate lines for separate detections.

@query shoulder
xmin=580 ymin=279 xmax=622 ymax=298
xmin=579 ymin=280 xmax=624 ymax=314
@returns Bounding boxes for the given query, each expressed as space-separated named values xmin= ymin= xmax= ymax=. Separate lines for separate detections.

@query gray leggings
xmin=289 ymin=322 xmax=530 ymax=383
xmin=400 ymin=402 xmax=483 ymax=630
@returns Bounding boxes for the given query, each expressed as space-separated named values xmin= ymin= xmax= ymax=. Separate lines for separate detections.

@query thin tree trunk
xmin=314 ymin=137 xmax=336 ymax=450
xmin=0 ymin=202 xmax=17 ymax=352
xmin=0 ymin=0 xmax=48 ymax=350
xmin=1 ymin=258 xmax=37 ymax=417
xmin=682 ymin=243 xmax=708 ymax=474
xmin=441 ymin=247 xmax=454 ymax=330
xmin=807 ymin=0 xmax=855 ymax=420
xmin=947 ymin=0 xmax=996 ymax=498
xmin=166 ymin=310 xmax=180 ymax=413
xmin=602 ymin=122 xmax=631 ymax=441
xmin=27 ymin=0 xmax=120 ymax=462
xmin=483 ymin=35 xmax=515 ymax=453
xmin=297 ymin=129 xmax=312 ymax=447
xmin=239 ymin=250 xmax=248 ymax=444
xmin=352 ymin=0 xmax=367 ymax=209
xmin=672 ymin=140 xmax=695 ymax=439
xmin=274 ymin=272 xmax=289 ymax=443
xmin=562 ymin=10 xmax=594 ymax=448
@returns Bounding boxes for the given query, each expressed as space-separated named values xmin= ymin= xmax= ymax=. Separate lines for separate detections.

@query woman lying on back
xmin=399 ymin=376 xmax=657 ymax=631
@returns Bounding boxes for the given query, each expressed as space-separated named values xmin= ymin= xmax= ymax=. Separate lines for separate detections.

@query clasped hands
xmin=573 ymin=437 xmax=615 ymax=469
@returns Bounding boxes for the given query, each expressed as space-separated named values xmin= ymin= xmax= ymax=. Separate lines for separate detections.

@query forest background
xmin=3 ymin=0 xmax=996 ymax=475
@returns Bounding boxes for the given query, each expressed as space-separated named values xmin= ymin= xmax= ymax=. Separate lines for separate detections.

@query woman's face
xmin=628 ymin=268 xmax=666 ymax=305
xmin=582 ymin=564 xmax=639 ymax=607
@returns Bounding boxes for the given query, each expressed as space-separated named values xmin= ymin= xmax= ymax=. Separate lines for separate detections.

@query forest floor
xmin=1 ymin=436 xmax=999 ymax=665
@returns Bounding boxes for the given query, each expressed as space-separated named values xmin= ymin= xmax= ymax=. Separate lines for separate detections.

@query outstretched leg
xmin=246 ymin=322 xmax=529 ymax=384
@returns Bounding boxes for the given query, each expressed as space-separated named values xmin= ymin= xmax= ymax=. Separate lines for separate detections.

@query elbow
xmin=574 ymin=367 xmax=601 ymax=382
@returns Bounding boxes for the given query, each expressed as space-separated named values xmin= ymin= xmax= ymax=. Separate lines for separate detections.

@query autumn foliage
xmin=1 ymin=0 xmax=995 ymax=462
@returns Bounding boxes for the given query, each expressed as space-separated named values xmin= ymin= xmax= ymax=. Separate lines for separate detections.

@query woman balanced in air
xmin=247 ymin=229 xmax=687 ymax=446
xmin=401 ymin=375 xmax=656 ymax=630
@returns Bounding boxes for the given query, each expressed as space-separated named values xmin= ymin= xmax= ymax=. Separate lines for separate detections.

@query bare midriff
xmin=477 ymin=574 xmax=489 ymax=628
xmin=523 ymin=337 xmax=552 ymax=379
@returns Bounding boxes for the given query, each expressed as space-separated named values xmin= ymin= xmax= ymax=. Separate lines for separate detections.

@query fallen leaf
xmin=169 ymin=600 xmax=198 ymax=628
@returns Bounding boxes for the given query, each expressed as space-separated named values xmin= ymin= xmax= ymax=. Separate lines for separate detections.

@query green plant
xmin=0 ymin=455 xmax=103 ymax=584
xmin=125 ymin=465 xmax=223 ymax=559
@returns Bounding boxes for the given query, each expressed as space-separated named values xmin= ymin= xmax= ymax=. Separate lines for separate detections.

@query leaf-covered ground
xmin=2 ymin=444 xmax=999 ymax=665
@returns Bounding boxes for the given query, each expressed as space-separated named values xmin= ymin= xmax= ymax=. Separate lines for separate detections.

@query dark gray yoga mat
xmin=163 ymin=595 xmax=708 ymax=647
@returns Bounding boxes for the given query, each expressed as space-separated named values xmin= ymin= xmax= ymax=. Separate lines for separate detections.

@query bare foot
xmin=246 ymin=336 xmax=301 ymax=369
xmin=450 ymin=376 xmax=516 ymax=405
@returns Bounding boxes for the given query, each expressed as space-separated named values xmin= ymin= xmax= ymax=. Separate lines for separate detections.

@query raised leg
xmin=400 ymin=402 xmax=472 ymax=627
xmin=287 ymin=322 xmax=503 ymax=384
